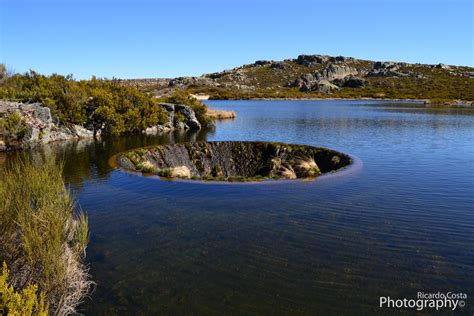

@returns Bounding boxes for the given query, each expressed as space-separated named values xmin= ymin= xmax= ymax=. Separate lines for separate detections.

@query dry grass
xmin=206 ymin=109 xmax=236 ymax=120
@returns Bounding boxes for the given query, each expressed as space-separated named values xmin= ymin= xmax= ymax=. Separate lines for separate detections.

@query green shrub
xmin=0 ymin=72 xmax=168 ymax=136
xmin=158 ymin=168 xmax=173 ymax=177
xmin=174 ymin=111 xmax=186 ymax=124
xmin=0 ymin=112 xmax=28 ymax=141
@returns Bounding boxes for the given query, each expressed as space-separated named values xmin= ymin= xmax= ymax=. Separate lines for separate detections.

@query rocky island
xmin=116 ymin=141 xmax=351 ymax=181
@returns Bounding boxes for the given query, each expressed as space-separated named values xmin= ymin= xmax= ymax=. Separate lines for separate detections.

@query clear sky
xmin=1 ymin=0 xmax=472 ymax=79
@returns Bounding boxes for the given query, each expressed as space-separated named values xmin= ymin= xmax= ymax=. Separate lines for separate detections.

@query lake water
xmin=2 ymin=100 xmax=473 ymax=315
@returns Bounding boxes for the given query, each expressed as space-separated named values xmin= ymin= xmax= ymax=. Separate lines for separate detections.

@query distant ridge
xmin=122 ymin=54 xmax=474 ymax=103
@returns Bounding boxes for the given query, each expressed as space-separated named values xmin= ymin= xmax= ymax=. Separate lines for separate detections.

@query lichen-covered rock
xmin=143 ymin=102 xmax=203 ymax=135
xmin=292 ymin=64 xmax=359 ymax=92
xmin=368 ymin=61 xmax=421 ymax=78
xmin=312 ymin=80 xmax=340 ymax=93
xmin=0 ymin=101 xmax=93 ymax=151
xmin=295 ymin=54 xmax=329 ymax=66
xmin=334 ymin=76 xmax=366 ymax=88
xmin=316 ymin=64 xmax=359 ymax=81
xmin=116 ymin=141 xmax=351 ymax=181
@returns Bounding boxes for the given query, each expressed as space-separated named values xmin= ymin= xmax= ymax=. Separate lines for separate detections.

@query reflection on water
xmin=2 ymin=101 xmax=473 ymax=315
xmin=1 ymin=128 xmax=214 ymax=190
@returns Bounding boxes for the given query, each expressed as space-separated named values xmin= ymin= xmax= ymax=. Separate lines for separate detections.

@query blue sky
xmin=1 ymin=0 xmax=472 ymax=79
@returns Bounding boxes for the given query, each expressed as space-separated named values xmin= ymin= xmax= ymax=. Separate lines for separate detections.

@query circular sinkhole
xmin=115 ymin=141 xmax=352 ymax=182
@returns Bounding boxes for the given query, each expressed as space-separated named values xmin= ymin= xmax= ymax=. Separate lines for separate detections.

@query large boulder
xmin=295 ymin=54 xmax=329 ymax=66
xmin=158 ymin=103 xmax=201 ymax=130
xmin=290 ymin=73 xmax=315 ymax=90
xmin=312 ymin=80 xmax=340 ymax=93
xmin=334 ymin=76 xmax=366 ymax=88
xmin=253 ymin=60 xmax=272 ymax=66
xmin=291 ymin=64 xmax=359 ymax=92
xmin=436 ymin=63 xmax=451 ymax=69
xmin=316 ymin=64 xmax=359 ymax=81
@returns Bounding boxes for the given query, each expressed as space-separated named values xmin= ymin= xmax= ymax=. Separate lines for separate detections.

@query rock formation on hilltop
xmin=121 ymin=54 xmax=474 ymax=102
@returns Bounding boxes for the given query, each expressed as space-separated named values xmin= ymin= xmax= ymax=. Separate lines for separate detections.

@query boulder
xmin=292 ymin=64 xmax=358 ymax=92
xmin=436 ymin=63 xmax=451 ymax=69
xmin=270 ymin=61 xmax=287 ymax=70
xmin=312 ymin=80 xmax=340 ymax=93
xmin=295 ymin=54 xmax=329 ymax=66
xmin=329 ymin=56 xmax=354 ymax=63
xmin=254 ymin=60 xmax=272 ymax=66
xmin=143 ymin=102 xmax=203 ymax=135
xmin=290 ymin=73 xmax=315 ymax=90
xmin=170 ymin=166 xmax=191 ymax=179
xmin=373 ymin=61 xmax=399 ymax=70
xmin=316 ymin=64 xmax=359 ymax=81
xmin=334 ymin=76 xmax=366 ymax=88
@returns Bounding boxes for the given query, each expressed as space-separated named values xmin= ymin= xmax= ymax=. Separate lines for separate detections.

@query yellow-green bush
xmin=0 ymin=72 xmax=169 ymax=135
xmin=0 ymin=262 xmax=48 ymax=316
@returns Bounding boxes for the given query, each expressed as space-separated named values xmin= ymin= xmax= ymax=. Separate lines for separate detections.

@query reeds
xmin=0 ymin=158 xmax=93 ymax=315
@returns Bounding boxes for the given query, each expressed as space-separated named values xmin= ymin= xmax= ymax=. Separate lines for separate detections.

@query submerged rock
xmin=116 ymin=141 xmax=351 ymax=181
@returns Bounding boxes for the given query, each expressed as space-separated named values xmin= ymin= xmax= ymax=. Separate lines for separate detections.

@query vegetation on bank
xmin=0 ymin=111 xmax=28 ymax=143
xmin=0 ymin=159 xmax=92 ymax=315
xmin=0 ymin=68 xmax=212 ymax=136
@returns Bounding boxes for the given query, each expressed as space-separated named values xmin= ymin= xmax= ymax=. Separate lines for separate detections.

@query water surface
xmin=3 ymin=100 xmax=473 ymax=315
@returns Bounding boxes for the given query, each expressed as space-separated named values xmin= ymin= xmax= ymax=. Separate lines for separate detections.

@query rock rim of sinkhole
xmin=115 ymin=141 xmax=352 ymax=182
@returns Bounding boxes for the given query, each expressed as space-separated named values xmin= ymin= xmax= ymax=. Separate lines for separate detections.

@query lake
xmin=3 ymin=100 xmax=473 ymax=315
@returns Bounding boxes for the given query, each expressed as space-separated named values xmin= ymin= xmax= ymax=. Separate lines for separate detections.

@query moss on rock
xmin=116 ymin=141 xmax=351 ymax=182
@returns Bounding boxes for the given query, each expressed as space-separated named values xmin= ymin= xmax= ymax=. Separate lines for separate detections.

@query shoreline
xmin=206 ymin=97 xmax=473 ymax=107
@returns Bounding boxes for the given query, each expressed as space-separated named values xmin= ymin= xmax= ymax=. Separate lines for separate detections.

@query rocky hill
xmin=123 ymin=54 xmax=474 ymax=102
